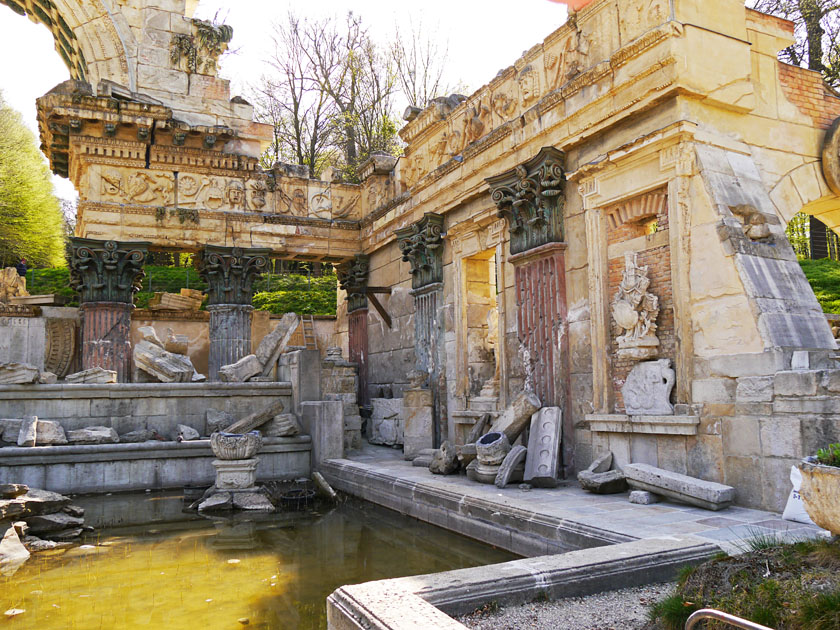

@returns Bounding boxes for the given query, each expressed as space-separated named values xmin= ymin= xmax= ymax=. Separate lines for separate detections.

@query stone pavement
xmin=333 ymin=444 xmax=827 ymax=555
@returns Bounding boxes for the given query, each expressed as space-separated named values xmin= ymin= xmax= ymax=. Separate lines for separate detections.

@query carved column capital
xmin=396 ymin=212 xmax=445 ymax=290
xmin=337 ymin=254 xmax=370 ymax=313
xmin=486 ymin=146 xmax=566 ymax=255
xmin=69 ymin=237 xmax=149 ymax=304
xmin=196 ymin=245 xmax=270 ymax=306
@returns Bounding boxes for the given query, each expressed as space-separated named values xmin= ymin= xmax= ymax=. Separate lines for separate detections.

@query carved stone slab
xmin=495 ymin=445 xmax=527 ymax=488
xmin=524 ymin=407 xmax=563 ymax=488
xmin=622 ymin=359 xmax=675 ymax=416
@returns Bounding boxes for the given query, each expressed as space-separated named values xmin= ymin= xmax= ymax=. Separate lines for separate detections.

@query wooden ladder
xmin=302 ymin=314 xmax=318 ymax=350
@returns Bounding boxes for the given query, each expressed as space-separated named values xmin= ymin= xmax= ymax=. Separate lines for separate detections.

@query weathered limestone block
xmin=164 ymin=329 xmax=190 ymax=355
xmin=225 ymin=399 xmax=286 ymax=434
xmin=50 ymin=528 xmax=83 ymax=541
xmin=429 ymin=441 xmax=459 ymax=475
xmin=524 ymin=407 xmax=563 ymax=488
xmin=134 ymin=340 xmax=195 ymax=383
xmin=0 ymin=525 xmax=29 ymax=577
xmin=24 ymin=512 xmax=84 ymax=534
xmin=176 ymin=424 xmax=200 ymax=441
xmin=369 ymin=398 xmax=403 ymax=446
xmin=67 ymin=426 xmax=119 ymax=444
xmin=38 ymin=372 xmax=58 ymax=385
xmin=138 ymin=326 xmax=163 ymax=347
xmin=17 ymin=416 xmax=38 ymax=447
xmin=623 ymin=463 xmax=734 ymax=510
xmin=232 ymin=492 xmax=275 ymax=511
xmin=0 ymin=363 xmax=40 ymax=385
xmin=456 ymin=443 xmax=477 ymax=467
xmin=476 ymin=431 xmax=511 ymax=466
xmin=65 ymin=367 xmax=117 ymax=384
xmin=1 ymin=419 xmax=22 ymax=442
xmin=0 ymin=489 xmax=70 ymax=517
xmin=578 ymin=469 xmax=628 ymax=494
xmin=119 ymin=429 xmax=155 ymax=443
xmin=629 ymin=490 xmax=661 ymax=505
xmin=495 ymin=445 xmax=527 ymax=488
xmin=0 ymin=266 xmax=28 ymax=303
xmin=0 ymin=484 xmax=28 ymax=499
xmin=212 ymin=458 xmax=259 ymax=490
xmin=256 ymin=312 xmax=300 ymax=374
xmin=261 ymin=413 xmax=301 ymax=437
xmin=149 ymin=291 xmax=203 ymax=311
xmin=467 ymin=413 xmax=491 ymax=444
xmin=491 ymin=391 xmax=541 ymax=442
xmin=218 ymin=354 xmax=262 ymax=383
xmin=622 ymin=359 xmax=675 ymax=416
xmin=206 ymin=409 xmax=235 ymax=434
xmin=402 ymin=388 xmax=433 ymax=460
xmin=34 ymin=420 xmax=67 ymax=445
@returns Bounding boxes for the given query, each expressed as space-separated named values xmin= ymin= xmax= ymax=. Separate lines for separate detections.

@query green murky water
xmin=0 ymin=494 xmax=516 ymax=629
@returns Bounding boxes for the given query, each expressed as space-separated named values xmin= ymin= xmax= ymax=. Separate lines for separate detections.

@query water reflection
xmin=0 ymin=494 xmax=516 ymax=629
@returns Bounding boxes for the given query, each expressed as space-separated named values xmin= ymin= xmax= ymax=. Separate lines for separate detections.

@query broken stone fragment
xmin=0 ymin=525 xmax=29 ymax=577
xmin=1 ymin=488 xmax=70 ymax=517
xmin=475 ymin=431 xmax=511 ymax=466
xmin=255 ymin=313 xmax=300 ymax=374
xmin=491 ymin=391 xmax=541 ymax=442
xmin=218 ymin=354 xmax=262 ymax=383
xmin=67 ymin=426 xmax=119 ymax=445
xmin=0 ymin=484 xmax=28 ymax=500
xmin=578 ymin=469 xmax=628 ymax=494
xmin=24 ymin=512 xmax=84 ymax=535
xmin=134 ymin=340 xmax=195 ymax=383
xmin=175 ymin=424 xmax=200 ymax=441
xmin=231 ymin=492 xmax=275 ymax=512
xmin=62 ymin=505 xmax=85 ymax=518
xmin=496 ymin=445 xmax=527 ymax=488
xmin=623 ymin=463 xmax=734 ymax=510
xmin=224 ymin=399 xmax=286 ymax=434
xmin=197 ymin=492 xmax=232 ymax=512
xmin=0 ymin=419 xmax=22 ymax=443
xmin=50 ymin=528 xmax=83 ymax=542
xmin=138 ymin=326 xmax=163 ymax=347
xmin=588 ymin=451 xmax=613 ymax=474
xmin=456 ymin=443 xmax=477 ymax=467
xmin=16 ymin=417 xmax=37 ymax=447
xmin=38 ymin=372 xmax=57 ymax=385
xmin=206 ymin=409 xmax=235 ymax=434
xmin=429 ymin=441 xmax=459 ymax=475
xmin=65 ymin=367 xmax=117 ymax=384
xmin=0 ymin=363 xmax=40 ymax=385
xmin=629 ymin=490 xmax=661 ymax=505
xmin=119 ymin=429 xmax=155 ymax=443
xmin=34 ymin=420 xmax=67 ymax=445
xmin=23 ymin=537 xmax=71 ymax=552
xmin=164 ymin=329 xmax=189 ymax=355
xmin=261 ymin=413 xmax=301 ymax=437
xmin=466 ymin=413 xmax=491 ymax=444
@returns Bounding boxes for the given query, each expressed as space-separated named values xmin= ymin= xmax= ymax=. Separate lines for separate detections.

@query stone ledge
xmin=585 ymin=414 xmax=699 ymax=435
xmin=0 ymin=381 xmax=293 ymax=399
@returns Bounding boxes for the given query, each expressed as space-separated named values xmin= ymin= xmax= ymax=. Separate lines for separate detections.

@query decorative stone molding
xmin=396 ymin=213 xmax=445 ymax=290
xmin=486 ymin=147 xmax=566 ymax=255
xmin=196 ymin=245 xmax=270 ymax=306
xmin=605 ymin=191 xmax=667 ymax=230
xmin=44 ymin=319 xmax=76 ymax=378
xmin=585 ymin=414 xmax=698 ymax=435
xmin=337 ymin=254 xmax=370 ymax=313
xmin=69 ymin=237 xmax=149 ymax=304
xmin=612 ymin=252 xmax=660 ymax=360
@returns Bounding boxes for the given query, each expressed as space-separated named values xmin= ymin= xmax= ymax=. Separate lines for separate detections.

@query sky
xmin=0 ymin=1 xmax=569 ymax=200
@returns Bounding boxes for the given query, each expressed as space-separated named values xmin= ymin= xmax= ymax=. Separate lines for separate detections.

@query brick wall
xmin=778 ymin=62 xmax=840 ymax=129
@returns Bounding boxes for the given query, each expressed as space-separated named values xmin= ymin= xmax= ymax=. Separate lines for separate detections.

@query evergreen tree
xmin=0 ymin=92 xmax=67 ymax=268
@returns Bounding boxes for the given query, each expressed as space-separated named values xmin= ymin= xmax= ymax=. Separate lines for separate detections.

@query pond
xmin=0 ymin=492 xmax=517 ymax=629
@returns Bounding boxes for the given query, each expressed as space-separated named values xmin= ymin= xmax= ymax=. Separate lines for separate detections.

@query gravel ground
xmin=458 ymin=581 xmax=676 ymax=630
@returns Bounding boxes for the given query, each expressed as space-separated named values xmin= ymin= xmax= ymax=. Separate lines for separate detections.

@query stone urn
xmin=475 ymin=432 xmax=511 ymax=466
xmin=210 ymin=431 xmax=263 ymax=460
xmin=797 ymin=460 xmax=840 ymax=535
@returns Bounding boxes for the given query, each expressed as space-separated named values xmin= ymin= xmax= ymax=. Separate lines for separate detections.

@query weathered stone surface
xmin=206 ymin=409 xmax=235 ymax=434
xmin=629 ymin=490 xmax=661 ymax=505
xmin=62 ymin=505 xmax=84 ymax=518
xmin=164 ymin=330 xmax=189 ymax=355
xmin=65 ymin=367 xmax=117 ymax=384
xmin=134 ymin=340 xmax=195 ymax=383
xmin=232 ymin=492 xmax=275 ymax=511
xmin=0 ymin=526 xmax=29 ymax=577
xmin=495 ymin=445 xmax=527 ymax=488
xmin=467 ymin=461 xmax=501 ymax=484
xmin=369 ymin=398 xmax=403 ymax=446
xmin=429 ymin=441 xmax=459 ymax=475
xmin=578 ymin=469 xmax=628 ymax=494
xmin=119 ymin=429 xmax=155 ymax=443
xmin=17 ymin=416 xmax=37 ymax=447
xmin=198 ymin=492 xmax=232 ymax=512
xmin=412 ymin=454 xmax=433 ymax=468
xmin=218 ymin=354 xmax=262 ymax=383
xmin=492 ymin=391 xmax=541 ymax=442
xmin=0 ymin=484 xmax=28 ymax=499
xmin=1 ymin=489 xmax=70 ymax=517
xmin=456 ymin=443 xmax=477 ymax=467
xmin=23 ymin=537 xmax=70 ymax=552
xmin=622 ymin=359 xmax=675 ymax=416
xmin=35 ymin=420 xmax=67 ymax=445
xmin=467 ymin=413 xmax=491 ymax=444
xmin=67 ymin=426 xmax=119 ymax=444
xmin=624 ymin=463 xmax=734 ymax=510
xmin=589 ymin=451 xmax=613 ymax=474
xmin=612 ymin=252 xmax=661 ymax=360
xmin=138 ymin=326 xmax=163 ymax=347
xmin=24 ymin=512 xmax=84 ymax=534
xmin=38 ymin=372 xmax=58 ymax=385
xmin=475 ymin=431 xmax=511 ymax=466
xmin=51 ymin=528 xmax=83 ymax=541
xmin=524 ymin=407 xmax=562 ymax=488
xmin=256 ymin=312 xmax=300 ymax=373
xmin=736 ymin=376 xmax=774 ymax=403
xmin=313 ymin=471 xmax=338 ymax=501
xmin=225 ymin=399 xmax=286 ymax=434
xmin=176 ymin=424 xmax=200 ymax=441
xmin=402 ymin=388 xmax=433 ymax=460
xmin=212 ymin=458 xmax=259 ymax=490
xmin=0 ymin=363 xmax=39 ymax=385
xmin=261 ymin=413 xmax=300 ymax=437
xmin=0 ymin=419 xmax=22 ymax=443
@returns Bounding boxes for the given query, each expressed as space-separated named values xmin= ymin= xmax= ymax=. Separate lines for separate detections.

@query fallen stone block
xmin=496 ymin=445 xmax=528 ymax=488
xmin=466 ymin=413 xmax=491 ymax=444
xmin=134 ymin=340 xmax=195 ymax=383
xmin=0 ymin=363 xmax=39 ymax=385
xmin=0 ymin=501 xmax=24 ymax=520
xmin=629 ymin=490 xmax=661 ymax=505
xmin=198 ymin=492 xmax=232 ymax=512
xmin=38 ymin=372 xmax=57 ymax=385
xmin=623 ymin=463 xmax=734 ymax=511
xmin=16 ymin=417 xmax=37 ymax=447
xmin=164 ymin=329 xmax=189 ymax=355
xmin=225 ymin=399 xmax=286 ymax=434
xmin=3 ymin=489 xmax=70 ymax=517
xmin=524 ymin=407 xmax=563 ymax=488
xmin=0 ymin=419 xmax=22 ymax=443
xmin=175 ymin=424 xmax=200 ymax=441
xmin=261 ymin=413 xmax=301 ymax=437
xmin=588 ymin=451 xmax=613 ymax=474
xmin=24 ymin=512 xmax=84 ymax=535
xmin=206 ymin=409 xmax=235 ymax=434
xmin=67 ymin=426 xmax=119 ymax=445
xmin=578 ymin=469 xmax=628 ymax=494
xmin=34 ymin=420 xmax=67 ymax=445
xmin=492 ymin=391 xmax=541 ymax=442
xmin=138 ymin=326 xmax=163 ymax=347
xmin=218 ymin=354 xmax=262 ymax=383
xmin=232 ymin=492 xmax=275 ymax=512
xmin=119 ymin=429 xmax=155 ymax=443
xmin=456 ymin=443 xmax=477 ymax=467
xmin=429 ymin=441 xmax=459 ymax=475
xmin=0 ymin=484 xmax=28 ymax=499
xmin=412 ymin=450 xmax=435 ymax=468
xmin=65 ymin=367 xmax=117 ymax=384
xmin=0 ymin=525 xmax=29 ymax=577
xmin=256 ymin=313 xmax=300 ymax=375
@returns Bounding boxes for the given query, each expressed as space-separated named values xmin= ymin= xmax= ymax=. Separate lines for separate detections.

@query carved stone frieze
xmin=396 ymin=213 xmax=445 ymax=290
xmin=337 ymin=254 xmax=370 ymax=313
xmin=612 ymin=251 xmax=660 ymax=360
xmin=69 ymin=237 xmax=150 ymax=304
xmin=486 ymin=147 xmax=566 ymax=255
xmin=45 ymin=319 xmax=77 ymax=378
xmin=196 ymin=245 xmax=270 ymax=306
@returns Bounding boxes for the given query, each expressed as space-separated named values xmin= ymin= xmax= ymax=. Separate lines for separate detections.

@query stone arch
xmin=0 ymin=0 xmax=136 ymax=91
xmin=768 ymin=161 xmax=840 ymax=232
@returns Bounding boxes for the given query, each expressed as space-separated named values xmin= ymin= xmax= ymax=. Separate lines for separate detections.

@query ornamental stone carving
xmin=337 ymin=254 xmax=370 ymax=313
xmin=396 ymin=213 xmax=445 ymax=290
xmin=69 ymin=238 xmax=149 ymax=304
xmin=612 ymin=251 xmax=660 ymax=360
xmin=196 ymin=245 xmax=270 ymax=306
xmin=486 ymin=147 xmax=565 ymax=255
xmin=622 ymin=359 xmax=675 ymax=416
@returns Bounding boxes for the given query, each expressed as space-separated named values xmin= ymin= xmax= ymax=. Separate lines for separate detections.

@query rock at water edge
xmin=24 ymin=512 xmax=84 ymax=534
xmin=0 ymin=484 xmax=28 ymax=500
xmin=197 ymin=493 xmax=232 ymax=512
xmin=0 ymin=526 xmax=29 ymax=576
xmin=232 ymin=492 xmax=275 ymax=512
xmin=1 ymin=488 xmax=70 ymax=517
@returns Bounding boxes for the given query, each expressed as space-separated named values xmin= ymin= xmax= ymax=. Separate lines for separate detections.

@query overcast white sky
xmin=0 ymin=1 xmax=569 ymax=200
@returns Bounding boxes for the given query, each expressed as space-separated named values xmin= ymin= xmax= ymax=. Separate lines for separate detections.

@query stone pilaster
xmin=337 ymin=254 xmax=370 ymax=313
xmin=196 ymin=245 xmax=270 ymax=380
xmin=69 ymin=237 xmax=149 ymax=381
xmin=396 ymin=212 xmax=444 ymax=290
xmin=338 ymin=255 xmax=371 ymax=411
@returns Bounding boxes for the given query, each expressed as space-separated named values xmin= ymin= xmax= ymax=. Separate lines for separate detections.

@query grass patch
xmin=799 ymin=258 xmax=840 ymax=314
xmin=648 ymin=593 xmax=702 ymax=630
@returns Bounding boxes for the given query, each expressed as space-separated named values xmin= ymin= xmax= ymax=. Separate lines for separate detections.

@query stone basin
xmin=210 ymin=431 xmax=263 ymax=460
xmin=475 ymin=431 xmax=510 ymax=466
xmin=798 ymin=460 xmax=840 ymax=535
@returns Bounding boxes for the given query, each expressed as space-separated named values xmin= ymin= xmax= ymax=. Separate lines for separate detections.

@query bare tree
xmin=390 ymin=20 xmax=460 ymax=109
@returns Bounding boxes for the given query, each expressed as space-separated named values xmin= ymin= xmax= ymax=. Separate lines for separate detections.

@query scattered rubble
xmin=578 ymin=452 xmax=628 ymax=494
xmin=0 ymin=363 xmax=40 ymax=385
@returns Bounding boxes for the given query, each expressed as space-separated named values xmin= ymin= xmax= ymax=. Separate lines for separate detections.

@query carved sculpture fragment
xmin=612 ymin=251 xmax=660 ymax=360
xmin=396 ymin=213 xmax=445 ymax=290
xmin=337 ymin=254 xmax=370 ymax=313
xmin=622 ymin=359 xmax=675 ymax=416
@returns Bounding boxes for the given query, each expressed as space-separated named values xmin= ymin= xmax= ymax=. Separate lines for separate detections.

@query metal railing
xmin=686 ymin=609 xmax=774 ymax=630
